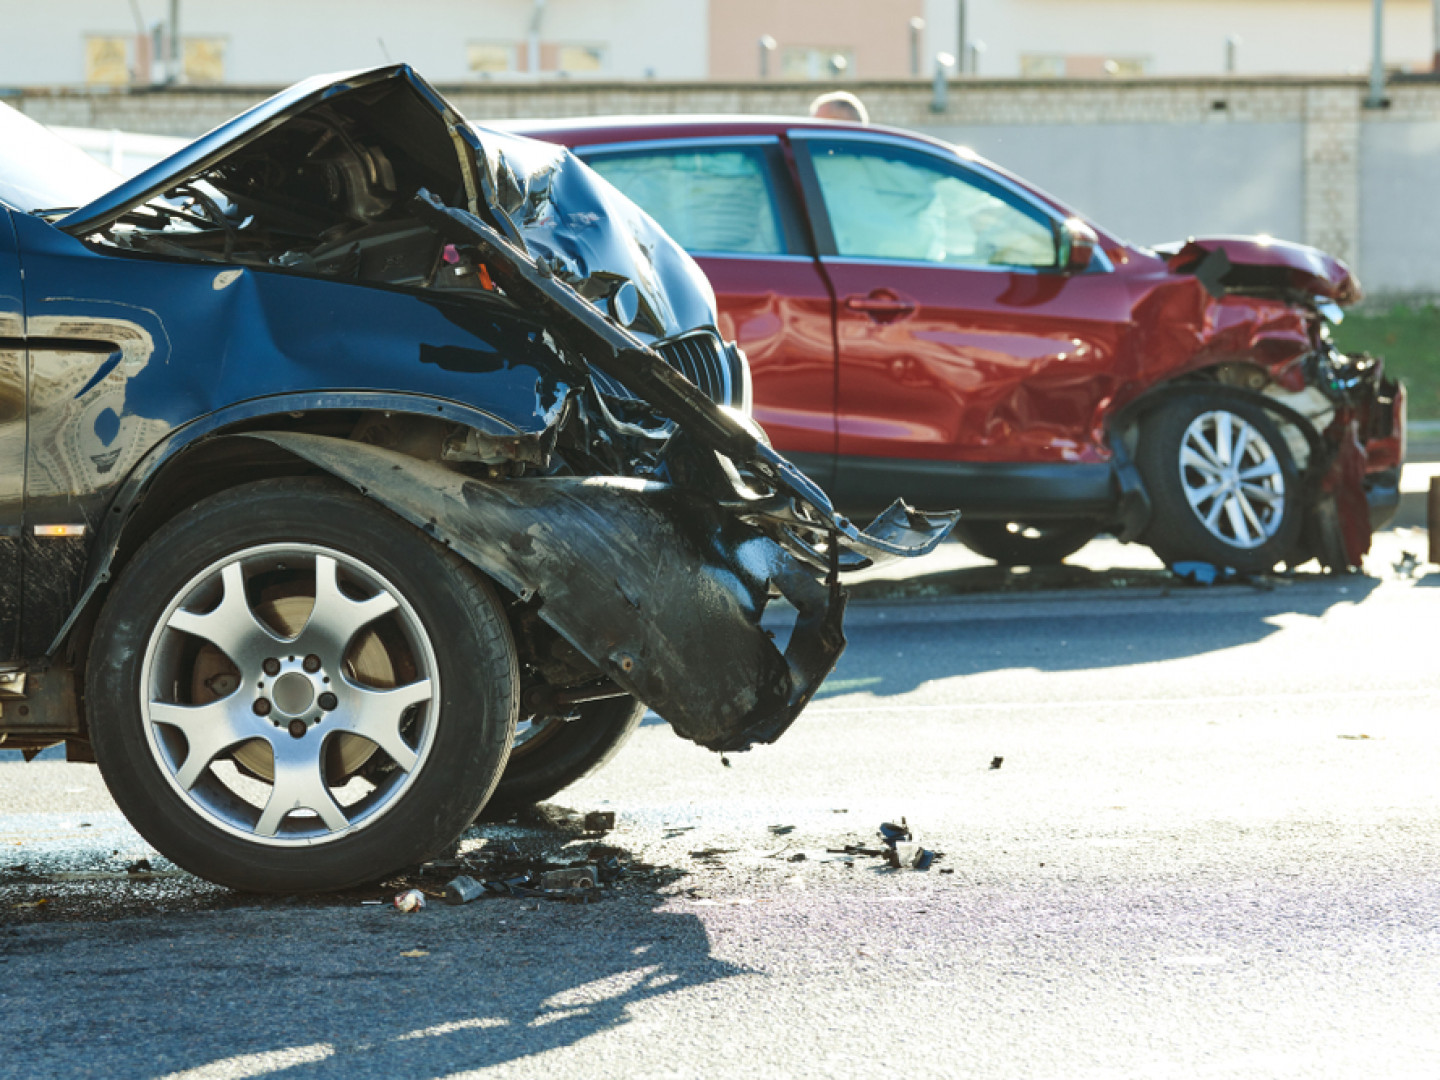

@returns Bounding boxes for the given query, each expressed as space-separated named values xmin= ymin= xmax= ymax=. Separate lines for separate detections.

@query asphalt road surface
xmin=2 ymin=531 xmax=1437 ymax=1079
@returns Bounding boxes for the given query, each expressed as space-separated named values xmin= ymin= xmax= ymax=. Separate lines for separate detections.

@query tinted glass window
xmin=808 ymin=140 xmax=1057 ymax=268
xmin=586 ymin=147 xmax=787 ymax=256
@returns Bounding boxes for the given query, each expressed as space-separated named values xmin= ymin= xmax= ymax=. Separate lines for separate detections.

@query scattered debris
xmin=990 ymin=756 xmax=1004 ymax=770
xmin=1393 ymin=551 xmax=1422 ymax=579
xmin=442 ymin=875 xmax=487 ymax=905
xmin=540 ymin=866 xmax=600 ymax=891
xmin=1338 ymin=734 xmax=1375 ymax=740
xmin=393 ymin=889 xmax=427 ymax=913
xmin=583 ymin=811 xmax=616 ymax=834
xmin=1171 ymin=561 xmax=1240 ymax=586
xmin=125 ymin=858 xmax=153 ymax=875
xmin=879 ymin=820 xmax=911 ymax=844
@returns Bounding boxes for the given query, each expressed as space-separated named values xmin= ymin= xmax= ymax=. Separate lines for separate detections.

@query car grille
xmin=592 ymin=329 xmax=738 ymax=410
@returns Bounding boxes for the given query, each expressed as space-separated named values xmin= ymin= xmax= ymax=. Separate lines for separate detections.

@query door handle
xmin=844 ymin=291 xmax=916 ymax=321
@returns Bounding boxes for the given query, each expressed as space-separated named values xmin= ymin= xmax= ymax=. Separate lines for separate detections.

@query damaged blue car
xmin=0 ymin=66 xmax=951 ymax=892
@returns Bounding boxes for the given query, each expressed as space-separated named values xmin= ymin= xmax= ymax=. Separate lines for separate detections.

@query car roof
xmin=501 ymin=114 xmax=953 ymax=151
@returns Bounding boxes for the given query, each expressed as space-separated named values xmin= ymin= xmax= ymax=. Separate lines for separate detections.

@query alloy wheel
xmin=139 ymin=543 xmax=439 ymax=846
xmin=1178 ymin=409 xmax=1286 ymax=550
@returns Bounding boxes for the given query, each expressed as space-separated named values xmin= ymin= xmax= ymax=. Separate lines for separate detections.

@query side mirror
xmin=1057 ymin=217 xmax=1099 ymax=273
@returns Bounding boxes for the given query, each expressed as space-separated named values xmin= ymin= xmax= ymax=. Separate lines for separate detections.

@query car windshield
xmin=0 ymin=102 xmax=121 ymax=213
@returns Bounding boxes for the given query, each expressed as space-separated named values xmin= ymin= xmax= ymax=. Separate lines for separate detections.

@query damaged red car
xmin=522 ymin=117 xmax=1404 ymax=572
xmin=0 ymin=68 xmax=951 ymax=892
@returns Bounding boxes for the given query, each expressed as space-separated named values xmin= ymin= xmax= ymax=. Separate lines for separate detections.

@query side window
xmin=585 ymin=147 xmax=788 ymax=256
xmin=807 ymin=140 xmax=1057 ymax=269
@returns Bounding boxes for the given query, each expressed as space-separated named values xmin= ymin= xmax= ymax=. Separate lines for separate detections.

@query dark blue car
xmin=0 ymin=65 xmax=949 ymax=892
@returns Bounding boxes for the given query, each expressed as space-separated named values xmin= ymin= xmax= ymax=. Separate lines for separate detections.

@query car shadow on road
xmin=0 ymin=810 xmax=745 ymax=1078
xmin=814 ymin=568 xmax=1387 ymax=701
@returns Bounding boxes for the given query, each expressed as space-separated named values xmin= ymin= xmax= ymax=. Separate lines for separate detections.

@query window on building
xmin=556 ymin=44 xmax=606 ymax=73
xmin=85 ymin=36 xmax=131 ymax=85
xmin=585 ymin=147 xmax=788 ymax=256
xmin=183 ymin=38 xmax=226 ymax=84
xmin=807 ymin=140 xmax=1057 ymax=268
xmin=782 ymin=47 xmax=855 ymax=80
xmin=1101 ymin=57 xmax=1149 ymax=77
xmin=1019 ymin=55 xmax=1066 ymax=79
xmin=468 ymin=42 xmax=519 ymax=75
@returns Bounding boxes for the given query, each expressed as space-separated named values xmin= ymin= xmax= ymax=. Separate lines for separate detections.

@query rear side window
xmin=585 ymin=147 xmax=788 ymax=256
xmin=806 ymin=139 xmax=1057 ymax=269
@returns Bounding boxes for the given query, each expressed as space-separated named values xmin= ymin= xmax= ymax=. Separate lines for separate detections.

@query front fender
xmin=245 ymin=431 xmax=846 ymax=753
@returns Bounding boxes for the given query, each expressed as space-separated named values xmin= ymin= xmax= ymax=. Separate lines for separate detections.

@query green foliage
xmin=1331 ymin=303 xmax=1440 ymax=420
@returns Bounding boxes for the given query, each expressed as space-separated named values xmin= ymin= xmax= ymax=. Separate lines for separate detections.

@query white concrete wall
xmin=0 ymin=0 xmax=710 ymax=87
xmin=1360 ymin=116 xmax=1440 ymax=295
xmin=925 ymin=121 xmax=1307 ymax=248
xmin=930 ymin=0 xmax=1432 ymax=78
xmin=14 ymin=73 xmax=1440 ymax=296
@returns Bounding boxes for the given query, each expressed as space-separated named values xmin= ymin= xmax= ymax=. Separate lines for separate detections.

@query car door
xmin=578 ymin=138 xmax=838 ymax=484
xmin=0 ymin=208 xmax=23 ymax=663
xmin=790 ymin=131 xmax=1134 ymax=514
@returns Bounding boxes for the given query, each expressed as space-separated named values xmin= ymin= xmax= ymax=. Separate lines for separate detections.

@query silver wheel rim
xmin=140 ymin=543 xmax=439 ymax=847
xmin=1179 ymin=410 xmax=1286 ymax=550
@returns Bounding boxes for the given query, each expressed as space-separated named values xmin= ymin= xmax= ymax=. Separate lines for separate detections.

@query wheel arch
xmin=53 ymin=390 xmax=526 ymax=667
xmin=1104 ymin=370 xmax=1328 ymax=542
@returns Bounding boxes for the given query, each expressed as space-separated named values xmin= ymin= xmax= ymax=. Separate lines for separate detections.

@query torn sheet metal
xmin=245 ymin=430 xmax=846 ymax=753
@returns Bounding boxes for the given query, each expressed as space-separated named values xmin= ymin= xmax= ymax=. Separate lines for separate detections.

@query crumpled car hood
xmin=1158 ymin=235 xmax=1361 ymax=305
xmin=55 ymin=63 xmax=715 ymax=337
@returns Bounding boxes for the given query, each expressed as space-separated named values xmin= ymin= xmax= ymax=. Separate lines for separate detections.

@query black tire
xmin=953 ymin=519 xmax=1098 ymax=567
xmin=1136 ymin=393 xmax=1301 ymax=573
xmin=87 ymin=478 xmax=518 ymax=893
xmin=480 ymin=696 xmax=644 ymax=819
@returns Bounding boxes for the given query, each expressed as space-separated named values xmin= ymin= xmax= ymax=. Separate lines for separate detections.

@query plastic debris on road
xmin=1171 ymin=561 xmax=1240 ymax=586
xmin=393 ymin=889 xmax=426 ymax=913
xmin=583 ymin=811 xmax=616 ymax=834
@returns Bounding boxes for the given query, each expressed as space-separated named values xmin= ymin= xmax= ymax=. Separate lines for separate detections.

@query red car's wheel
xmin=1138 ymin=393 xmax=1301 ymax=573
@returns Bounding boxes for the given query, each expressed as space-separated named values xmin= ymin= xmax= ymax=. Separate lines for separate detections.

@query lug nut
xmin=253 ymin=698 xmax=272 ymax=717
xmin=288 ymin=719 xmax=308 ymax=739
xmin=303 ymin=654 xmax=321 ymax=673
xmin=318 ymin=692 xmax=338 ymax=711
xmin=262 ymin=658 xmax=280 ymax=676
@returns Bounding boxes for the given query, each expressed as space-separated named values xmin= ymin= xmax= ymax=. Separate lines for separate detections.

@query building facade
xmin=0 ymin=1 xmax=1432 ymax=89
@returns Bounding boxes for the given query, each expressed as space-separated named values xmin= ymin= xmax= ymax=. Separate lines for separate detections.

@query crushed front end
xmin=1159 ymin=237 xmax=1405 ymax=570
xmin=53 ymin=64 xmax=954 ymax=753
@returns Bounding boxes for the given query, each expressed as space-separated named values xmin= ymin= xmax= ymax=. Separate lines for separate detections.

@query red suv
xmin=519 ymin=116 xmax=1403 ymax=573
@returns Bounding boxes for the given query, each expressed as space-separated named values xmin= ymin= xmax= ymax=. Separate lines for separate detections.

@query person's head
xmin=809 ymin=91 xmax=869 ymax=124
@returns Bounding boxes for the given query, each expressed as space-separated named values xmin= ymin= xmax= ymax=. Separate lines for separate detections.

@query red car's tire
xmin=1137 ymin=393 xmax=1301 ymax=573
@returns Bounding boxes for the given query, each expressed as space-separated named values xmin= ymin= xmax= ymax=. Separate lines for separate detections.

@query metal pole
xmin=1225 ymin=34 xmax=1241 ymax=74
xmin=168 ymin=0 xmax=180 ymax=84
xmin=910 ymin=17 xmax=925 ymax=77
xmin=957 ymin=0 xmax=967 ymax=75
xmin=931 ymin=52 xmax=955 ymax=112
xmin=759 ymin=35 xmax=776 ymax=78
xmin=1367 ymin=0 xmax=1386 ymax=107
xmin=1433 ymin=0 xmax=1440 ymax=70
